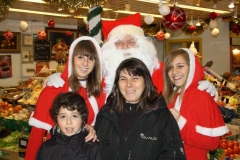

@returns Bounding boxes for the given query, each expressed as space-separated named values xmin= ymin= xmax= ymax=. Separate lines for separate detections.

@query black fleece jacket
xmin=36 ymin=127 xmax=101 ymax=160
xmin=95 ymin=97 xmax=186 ymax=160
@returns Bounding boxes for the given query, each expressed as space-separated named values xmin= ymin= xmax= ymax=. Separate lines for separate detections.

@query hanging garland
xmin=0 ymin=0 xmax=15 ymax=18
xmin=87 ymin=6 xmax=102 ymax=37
xmin=43 ymin=0 xmax=105 ymax=10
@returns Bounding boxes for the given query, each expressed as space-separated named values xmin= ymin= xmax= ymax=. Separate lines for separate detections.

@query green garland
xmin=0 ymin=0 xmax=16 ymax=18
xmin=87 ymin=6 xmax=103 ymax=22
xmin=87 ymin=6 xmax=102 ymax=37
xmin=88 ymin=20 xmax=102 ymax=37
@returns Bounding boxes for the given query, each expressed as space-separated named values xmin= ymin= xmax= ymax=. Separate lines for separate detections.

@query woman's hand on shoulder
xmin=84 ymin=124 xmax=98 ymax=142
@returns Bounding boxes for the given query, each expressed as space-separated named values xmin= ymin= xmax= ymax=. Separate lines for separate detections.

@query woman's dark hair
xmin=50 ymin=92 xmax=88 ymax=125
xmin=69 ymin=40 xmax=102 ymax=97
xmin=107 ymin=57 xmax=161 ymax=113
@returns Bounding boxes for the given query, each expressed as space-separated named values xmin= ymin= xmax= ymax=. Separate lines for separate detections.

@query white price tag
xmin=21 ymin=140 xmax=27 ymax=146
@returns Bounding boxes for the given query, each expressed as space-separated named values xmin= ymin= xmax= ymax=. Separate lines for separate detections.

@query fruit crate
xmin=3 ymin=119 xmax=31 ymax=133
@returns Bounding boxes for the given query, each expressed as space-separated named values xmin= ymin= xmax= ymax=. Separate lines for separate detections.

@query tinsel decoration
xmin=0 ymin=0 xmax=15 ymax=18
xmin=87 ymin=6 xmax=102 ymax=37
xmin=43 ymin=0 xmax=105 ymax=11
xmin=181 ymin=21 xmax=206 ymax=36
xmin=142 ymin=24 xmax=165 ymax=37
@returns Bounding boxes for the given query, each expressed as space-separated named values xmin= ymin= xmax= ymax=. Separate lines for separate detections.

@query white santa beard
xmin=102 ymin=37 xmax=159 ymax=96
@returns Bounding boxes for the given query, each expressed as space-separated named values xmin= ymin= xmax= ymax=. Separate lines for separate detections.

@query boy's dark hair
xmin=50 ymin=92 xmax=88 ymax=125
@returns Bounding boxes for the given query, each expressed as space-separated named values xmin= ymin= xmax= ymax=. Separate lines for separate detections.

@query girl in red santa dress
xmin=25 ymin=36 xmax=106 ymax=160
xmin=163 ymin=48 xmax=229 ymax=160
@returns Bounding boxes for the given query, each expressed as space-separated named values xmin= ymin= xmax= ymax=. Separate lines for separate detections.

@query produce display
xmin=0 ymin=128 xmax=29 ymax=151
xmin=0 ymin=101 xmax=30 ymax=120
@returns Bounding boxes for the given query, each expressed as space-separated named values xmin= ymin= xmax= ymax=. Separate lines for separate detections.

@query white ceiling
xmin=1 ymin=0 xmax=239 ymax=26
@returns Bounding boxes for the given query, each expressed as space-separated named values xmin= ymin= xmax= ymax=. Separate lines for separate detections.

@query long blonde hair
xmin=163 ymin=49 xmax=190 ymax=104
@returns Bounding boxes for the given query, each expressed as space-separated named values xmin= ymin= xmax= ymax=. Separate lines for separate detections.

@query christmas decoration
xmin=142 ymin=24 xmax=161 ymax=37
xmin=3 ymin=30 xmax=13 ymax=41
xmin=182 ymin=21 xmax=206 ymax=36
xmin=156 ymin=30 xmax=165 ymax=41
xmin=37 ymin=30 xmax=47 ymax=40
xmin=87 ymin=6 xmax=103 ymax=37
xmin=162 ymin=6 xmax=187 ymax=31
xmin=158 ymin=0 xmax=170 ymax=16
xmin=43 ymin=0 xmax=105 ymax=11
xmin=48 ymin=19 xmax=55 ymax=27
xmin=188 ymin=14 xmax=196 ymax=32
xmin=19 ymin=21 xmax=28 ymax=32
xmin=211 ymin=28 xmax=219 ymax=37
xmin=0 ymin=0 xmax=15 ymax=18
xmin=66 ymin=30 xmax=72 ymax=37
xmin=209 ymin=12 xmax=219 ymax=20
xmin=189 ymin=25 xmax=197 ymax=32
xmin=158 ymin=4 xmax=170 ymax=16
xmin=232 ymin=24 xmax=240 ymax=35
xmin=164 ymin=32 xmax=171 ymax=39
xmin=210 ymin=19 xmax=218 ymax=29
xmin=144 ymin=15 xmax=154 ymax=25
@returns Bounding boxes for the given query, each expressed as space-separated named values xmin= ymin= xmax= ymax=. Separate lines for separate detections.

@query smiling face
xmin=73 ymin=54 xmax=95 ymax=79
xmin=57 ymin=107 xmax=82 ymax=136
xmin=168 ymin=55 xmax=189 ymax=87
xmin=118 ymin=69 xmax=145 ymax=104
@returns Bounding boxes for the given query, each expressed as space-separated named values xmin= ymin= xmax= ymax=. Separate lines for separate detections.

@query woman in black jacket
xmin=95 ymin=58 xmax=186 ymax=160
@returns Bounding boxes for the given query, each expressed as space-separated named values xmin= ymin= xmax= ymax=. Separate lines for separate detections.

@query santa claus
xmin=47 ymin=13 xmax=216 ymax=98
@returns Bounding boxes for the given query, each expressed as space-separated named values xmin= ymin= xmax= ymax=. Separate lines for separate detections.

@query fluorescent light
xmin=9 ymin=8 xmax=72 ymax=17
xmin=137 ymin=0 xmax=231 ymax=14
xmin=74 ymin=16 xmax=115 ymax=20
xmin=18 ymin=0 xmax=46 ymax=3
xmin=113 ymin=10 xmax=162 ymax=18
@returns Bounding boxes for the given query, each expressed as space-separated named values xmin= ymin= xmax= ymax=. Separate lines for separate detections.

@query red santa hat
xmin=102 ymin=13 xmax=144 ymax=41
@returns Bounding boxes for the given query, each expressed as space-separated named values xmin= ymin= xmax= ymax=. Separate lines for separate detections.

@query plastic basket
xmin=4 ymin=119 xmax=21 ymax=131
xmin=3 ymin=118 xmax=31 ymax=133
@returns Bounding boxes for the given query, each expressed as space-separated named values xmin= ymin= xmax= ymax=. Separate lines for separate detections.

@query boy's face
xmin=57 ymin=107 xmax=83 ymax=136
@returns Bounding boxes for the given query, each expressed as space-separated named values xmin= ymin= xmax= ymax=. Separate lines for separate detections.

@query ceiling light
xmin=229 ymin=0 xmax=235 ymax=9
xmin=233 ymin=49 xmax=239 ymax=54
xmin=19 ymin=0 xmax=46 ymax=3
xmin=9 ymin=8 xmax=72 ymax=17
xmin=137 ymin=0 xmax=231 ymax=14
xmin=113 ymin=10 xmax=162 ymax=18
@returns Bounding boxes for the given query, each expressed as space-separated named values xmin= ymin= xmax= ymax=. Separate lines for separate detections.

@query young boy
xmin=36 ymin=92 xmax=101 ymax=160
